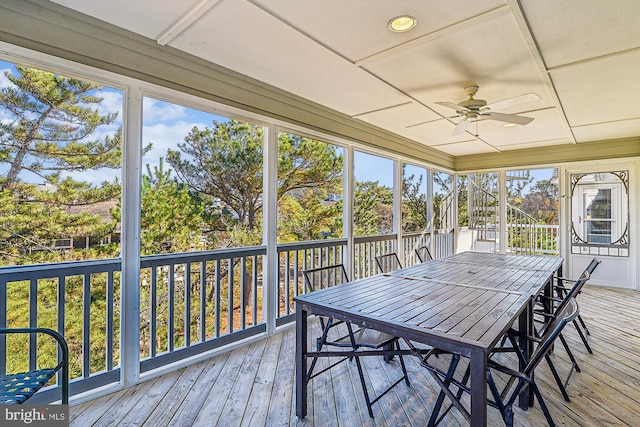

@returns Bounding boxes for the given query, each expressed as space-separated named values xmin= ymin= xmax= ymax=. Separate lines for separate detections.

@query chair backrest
xmin=375 ymin=253 xmax=402 ymax=273
xmin=524 ymin=299 xmax=580 ymax=376
xmin=582 ymin=257 xmax=601 ymax=279
xmin=557 ymin=258 xmax=601 ymax=312
xmin=415 ymin=246 xmax=433 ymax=263
xmin=302 ymin=264 xmax=349 ymax=293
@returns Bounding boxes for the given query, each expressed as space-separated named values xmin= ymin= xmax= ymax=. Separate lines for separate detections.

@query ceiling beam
xmin=455 ymin=137 xmax=640 ymax=171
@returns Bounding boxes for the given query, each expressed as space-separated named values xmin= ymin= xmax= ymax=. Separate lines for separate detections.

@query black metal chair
xmin=542 ymin=257 xmax=601 ymax=353
xmin=302 ymin=264 xmax=410 ymax=417
xmin=421 ymin=299 xmax=580 ymax=427
xmin=375 ymin=252 xmax=402 ymax=273
xmin=0 ymin=328 xmax=69 ymax=404
xmin=526 ymin=257 xmax=600 ymax=401
xmin=415 ymin=245 xmax=433 ymax=263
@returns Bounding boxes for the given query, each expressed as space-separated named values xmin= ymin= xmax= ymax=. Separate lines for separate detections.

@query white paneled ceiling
xmin=51 ymin=0 xmax=640 ymax=156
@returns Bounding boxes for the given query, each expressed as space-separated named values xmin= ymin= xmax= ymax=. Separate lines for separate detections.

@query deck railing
xmin=0 ymin=247 xmax=266 ymax=403
xmin=276 ymin=238 xmax=347 ymax=325
xmin=511 ymin=224 xmax=559 ymax=255
xmin=352 ymin=234 xmax=397 ymax=279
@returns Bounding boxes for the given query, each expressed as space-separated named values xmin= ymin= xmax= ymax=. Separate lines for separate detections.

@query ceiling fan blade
xmin=435 ymin=101 xmax=471 ymax=113
xmin=452 ymin=117 xmax=471 ymax=135
xmin=482 ymin=93 xmax=541 ymax=112
xmin=483 ymin=111 xmax=534 ymax=125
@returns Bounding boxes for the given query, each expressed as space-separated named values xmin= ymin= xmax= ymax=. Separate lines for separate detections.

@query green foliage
xmin=353 ymin=181 xmax=393 ymax=236
xmin=0 ymin=66 xmax=122 ymax=264
xmin=0 ymin=66 xmax=120 ymax=189
xmin=137 ymin=159 xmax=206 ymax=254
xmin=402 ymin=170 xmax=428 ymax=232
xmin=168 ymin=123 xmax=345 ymax=244
xmin=167 ymin=120 xmax=264 ymax=230
xmin=521 ymin=179 xmax=559 ymax=224
xmin=278 ymin=189 xmax=341 ymax=241
xmin=456 ymin=175 xmax=469 ymax=227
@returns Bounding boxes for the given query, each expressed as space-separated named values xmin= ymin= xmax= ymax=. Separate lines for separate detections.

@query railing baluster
xmin=106 ymin=271 xmax=114 ymax=371
xmin=185 ymin=262 xmax=191 ymax=347
xmin=293 ymin=250 xmax=299 ymax=303
xmin=29 ymin=278 xmax=38 ymax=372
xmin=215 ymin=259 xmax=221 ymax=338
xmin=252 ymin=255 xmax=258 ymax=326
xmin=200 ymin=261 xmax=206 ymax=342
xmin=150 ymin=266 xmax=157 ymax=357
xmin=240 ymin=256 xmax=246 ymax=330
xmin=228 ymin=259 xmax=234 ymax=334
xmin=0 ymin=277 xmax=5 ymax=376
xmin=284 ymin=251 xmax=290 ymax=316
xmin=168 ymin=265 xmax=175 ymax=352
xmin=83 ymin=273 xmax=90 ymax=377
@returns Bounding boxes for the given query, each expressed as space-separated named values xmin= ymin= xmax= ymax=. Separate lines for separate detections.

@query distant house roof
xmin=66 ymin=200 xmax=119 ymax=224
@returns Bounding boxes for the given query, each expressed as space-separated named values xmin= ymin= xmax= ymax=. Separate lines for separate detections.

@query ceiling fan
xmin=434 ymin=86 xmax=540 ymax=135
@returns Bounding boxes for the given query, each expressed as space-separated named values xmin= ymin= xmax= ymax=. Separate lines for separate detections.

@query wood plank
xmin=266 ymin=329 xmax=295 ymax=426
xmin=139 ymin=359 xmax=209 ymax=426
xmin=239 ymin=333 xmax=283 ymax=427
xmin=92 ymin=376 xmax=161 ymax=427
xmin=118 ymin=370 xmax=184 ymax=426
xmin=189 ymin=343 xmax=252 ymax=426
xmin=213 ymin=339 xmax=267 ymax=426
xmin=166 ymin=353 xmax=231 ymax=426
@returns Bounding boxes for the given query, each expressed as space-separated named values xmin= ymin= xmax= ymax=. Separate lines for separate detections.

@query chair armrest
xmin=0 ymin=328 xmax=69 ymax=404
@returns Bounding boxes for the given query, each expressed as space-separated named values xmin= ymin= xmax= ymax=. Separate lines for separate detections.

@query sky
xmin=0 ymin=59 xmax=555 ymax=193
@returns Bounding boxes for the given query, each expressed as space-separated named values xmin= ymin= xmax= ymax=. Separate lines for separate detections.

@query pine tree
xmin=0 ymin=65 xmax=122 ymax=263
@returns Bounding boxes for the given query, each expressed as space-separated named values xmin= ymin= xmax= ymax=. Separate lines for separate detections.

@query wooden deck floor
xmin=70 ymin=285 xmax=640 ymax=426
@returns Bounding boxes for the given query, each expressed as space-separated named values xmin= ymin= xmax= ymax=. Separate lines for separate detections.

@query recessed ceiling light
xmin=503 ymin=123 xmax=517 ymax=127
xmin=388 ymin=15 xmax=417 ymax=33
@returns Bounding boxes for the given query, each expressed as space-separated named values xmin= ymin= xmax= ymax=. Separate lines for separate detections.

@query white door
xmin=568 ymin=170 xmax=632 ymax=289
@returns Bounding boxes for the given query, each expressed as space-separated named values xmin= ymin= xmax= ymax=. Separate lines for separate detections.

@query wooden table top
xmin=438 ymin=251 xmax=563 ymax=271
xmin=296 ymin=252 xmax=562 ymax=351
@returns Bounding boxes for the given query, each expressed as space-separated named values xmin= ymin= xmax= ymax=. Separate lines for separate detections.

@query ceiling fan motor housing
xmin=459 ymin=85 xmax=487 ymax=112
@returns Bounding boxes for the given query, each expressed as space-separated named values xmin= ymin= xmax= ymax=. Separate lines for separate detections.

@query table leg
xmin=518 ymin=298 xmax=534 ymax=408
xmin=469 ymin=350 xmax=488 ymax=427
xmin=295 ymin=303 xmax=308 ymax=419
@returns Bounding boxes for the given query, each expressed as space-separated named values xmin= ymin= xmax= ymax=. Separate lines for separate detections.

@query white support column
xmin=121 ymin=87 xmax=143 ymax=388
xmin=394 ymin=160 xmax=403 ymax=262
xmin=452 ymin=173 xmax=458 ymax=254
xmin=343 ymin=147 xmax=354 ymax=278
xmin=263 ymin=125 xmax=278 ymax=335
xmin=428 ymin=169 xmax=434 ymax=256
xmin=499 ymin=170 xmax=507 ymax=254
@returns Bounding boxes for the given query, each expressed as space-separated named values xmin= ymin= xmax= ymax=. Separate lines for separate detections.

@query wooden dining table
xmin=295 ymin=251 xmax=563 ymax=426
